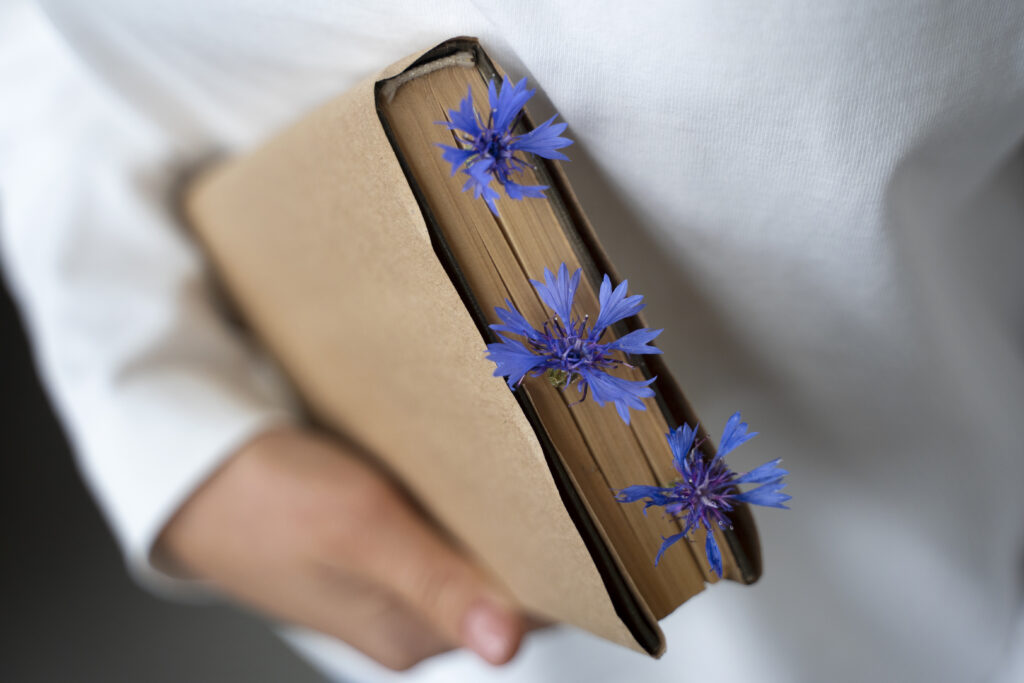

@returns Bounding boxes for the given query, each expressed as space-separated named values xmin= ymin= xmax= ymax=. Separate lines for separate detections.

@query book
xmin=184 ymin=37 xmax=761 ymax=657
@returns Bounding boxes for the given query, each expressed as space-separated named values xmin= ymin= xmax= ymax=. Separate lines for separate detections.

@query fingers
xmin=326 ymin=477 xmax=526 ymax=665
xmin=159 ymin=426 xmax=528 ymax=670
xmin=287 ymin=564 xmax=454 ymax=670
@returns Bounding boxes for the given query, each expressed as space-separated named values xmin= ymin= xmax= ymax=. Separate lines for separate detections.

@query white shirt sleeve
xmin=0 ymin=2 xmax=295 ymax=594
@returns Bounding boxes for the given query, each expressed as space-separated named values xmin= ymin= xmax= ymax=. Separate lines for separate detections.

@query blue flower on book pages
xmin=485 ymin=263 xmax=663 ymax=425
xmin=436 ymin=76 xmax=573 ymax=215
xmin=615 ymin=413 xmax=790 ymax=577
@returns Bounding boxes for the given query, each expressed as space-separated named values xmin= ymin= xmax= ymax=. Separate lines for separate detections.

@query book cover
xmin=184 ymin=37 xmax=761 ymax=656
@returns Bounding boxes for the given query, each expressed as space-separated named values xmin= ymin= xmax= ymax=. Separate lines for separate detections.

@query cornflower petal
xmin=438 ymin=144 xmax=476 ymax=176
xmin=614 ymin=485 xmax=674 ymax=510
xmin=705 ymin=531 xmax=723 ymax=576
xmin=581 ymin=368 xmax=656 ymax=425
xmin=655 ymin=532 xmax=688 ymax=566
xmin=734 ymin=481 xmax=792 ymax=508
xmin=485 ymin=337 xmax=546 ymax=388
xmin=667 ymin=423 xmax=698 ymax=475
xmin=482 ymin=192 xmax=500 ymax=216
xmin=606 ymin=327 xmax=663 ymax=355
xmin=490 ymin=300 xmax=538 ymax=340
xmin=468 ymin=158 xmax=495 ymax=188
xmin=510 ymin=115 xmax=573 ymax=160
xmin=716 ymin=411 xmax=758 ymax=460
xmin=504 ymin=180 xmax=549 ymax=200
xmin=490 ymin=76 xmax=535 ymax=131
xmin=594 ymin=274 xmax=646 ymax=333
xmin=487 ymin=76 xmax=499 ymax=109
xmin=530 ymin=264 xmax=581 ymax=323
xmin=732 ymin=458 xmax=788 ymax=485
xmin=440 ymin=86 xmax=482 ymax=137
xmin=462 ymin=160 xmax=501 ymax=214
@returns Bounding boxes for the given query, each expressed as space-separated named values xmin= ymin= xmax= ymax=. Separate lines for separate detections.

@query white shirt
xmin=2 ymin=1 xmax=1023 ymax=681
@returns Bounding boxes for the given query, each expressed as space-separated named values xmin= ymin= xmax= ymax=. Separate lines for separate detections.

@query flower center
xmin=529 ymin=315 xmax=624 ymax=380
xmin=475 ymin=129 xmax=508 ymax=161
xmin=670 ymin=458 xmax=738 ymax=531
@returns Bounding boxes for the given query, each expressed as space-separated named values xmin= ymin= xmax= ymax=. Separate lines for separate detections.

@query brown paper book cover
xmin=184 ymin=37 xmax=761 ymax=657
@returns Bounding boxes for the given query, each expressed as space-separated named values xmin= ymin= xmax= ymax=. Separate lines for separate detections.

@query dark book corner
xmin=0 ymin=266 xmax=327 ymax=683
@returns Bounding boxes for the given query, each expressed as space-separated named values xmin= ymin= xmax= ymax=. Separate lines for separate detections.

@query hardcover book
xmin=184 ymin=37 xmax=761 ymax=657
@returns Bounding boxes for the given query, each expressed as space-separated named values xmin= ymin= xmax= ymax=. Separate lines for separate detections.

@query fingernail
xmin=462 ymin=600 xmax=518 ymax=665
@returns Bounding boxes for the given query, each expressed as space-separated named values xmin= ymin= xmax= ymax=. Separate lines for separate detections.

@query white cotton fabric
xmin=1 ymin=1 xmax=1022 ymax=681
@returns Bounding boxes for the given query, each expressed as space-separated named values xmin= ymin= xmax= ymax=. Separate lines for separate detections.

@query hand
xmin=155 ymin=426 xmax=526 ymax=670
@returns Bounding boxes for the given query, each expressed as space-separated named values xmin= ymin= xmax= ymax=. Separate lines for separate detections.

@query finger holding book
xmin=156 ymin=427 xmax=526 ymax=670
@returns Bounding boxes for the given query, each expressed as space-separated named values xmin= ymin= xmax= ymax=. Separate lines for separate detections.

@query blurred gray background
xmin=0 ymin=270 xmax=327 ymax=682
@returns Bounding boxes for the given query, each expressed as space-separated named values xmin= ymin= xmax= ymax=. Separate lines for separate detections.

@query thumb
xmin=344 ymin=494 xmax=525 ymax=665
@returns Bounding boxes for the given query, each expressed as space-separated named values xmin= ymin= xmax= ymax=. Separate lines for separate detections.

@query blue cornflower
xmin=615 ymin=412 xmax=790 ymax=576
xmin=485 ymin=263 xmax=663 ymax=424
xmin=437 ymin=75 xmax=573 ymax=215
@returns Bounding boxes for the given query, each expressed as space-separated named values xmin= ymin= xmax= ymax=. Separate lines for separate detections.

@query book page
xmin=380 ymin=57 xmax=719 ymax=616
